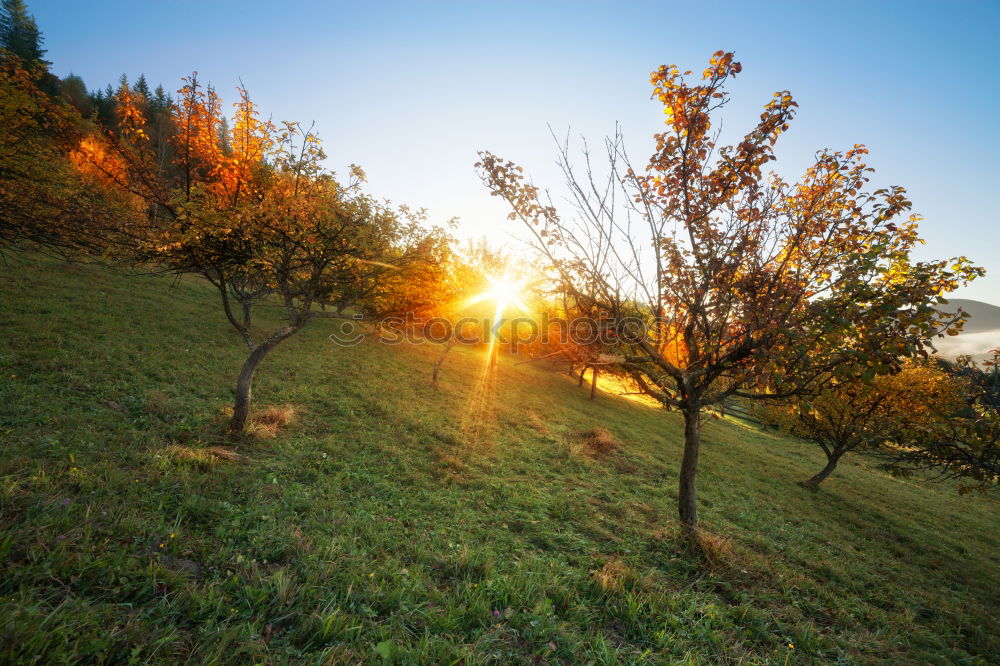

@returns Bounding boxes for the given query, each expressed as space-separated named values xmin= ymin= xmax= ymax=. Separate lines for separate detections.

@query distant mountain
xmin=932 ymin=298 xmax=1000 ymax=364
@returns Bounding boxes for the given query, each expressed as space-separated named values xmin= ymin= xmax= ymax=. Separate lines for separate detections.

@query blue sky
xmin=31 ymin=0 xmax=1000 ymax=301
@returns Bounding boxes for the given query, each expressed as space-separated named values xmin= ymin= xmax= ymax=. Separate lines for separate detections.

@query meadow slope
xmin=0 ymin=253 xmax=997 ymax=665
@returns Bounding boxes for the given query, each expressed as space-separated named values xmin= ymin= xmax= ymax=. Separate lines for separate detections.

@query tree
xmin=90 ymin=84 xmax=117 ymax=128
xmin=760 ymin=363 xmax=968 ymax=487
xmin=73 ymin=76 xmax=450 ymax=432
xmin=521 ymin=282 xmax=628 ymax=400
xmin=58 ymin=73 xmax=90 ymax=115
xmin=0 ymin=53 xmax=115 ymax=253
xmin=879 ymin=351 xmax=1000 ymax=492
xmin=0 ymin=0 xmax=47 ymax=66
xmin=476 ymin=51 xmax=982 ymax=531
xmin=150 ymin=84 xmax=172 ymax=114
xmin=132 ymin=73 xmax=151 ymax=100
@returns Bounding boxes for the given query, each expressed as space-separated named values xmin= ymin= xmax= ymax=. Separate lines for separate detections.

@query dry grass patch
xmin=249 ymin=404 xmax=297 ymax=438
xmin=163 ymin=444 xmax=251 ymax=466
xmin=652 ymin=524 xmax=745 ymax=572
xmin=217 ymin=404 xmax=298 ymax=439
xmin=573 ymin=427 xmax=620 ymax=459
xmin=692 ymin=529 xmax=739 ymax=570
xmin=593 ymin=557 xmax=633 ymax=592
xmin=254 ymin=404 xmax=297 ymax=427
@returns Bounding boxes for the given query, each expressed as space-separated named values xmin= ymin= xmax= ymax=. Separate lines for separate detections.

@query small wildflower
xmin=788 ymin=643 xmax=795 ymax=649
xmin=158 ymin=543 xmax=164 ymax=548
xmin=169 ymin=533 xmax=175 ymax=539
xmin=368 ymin=572 xmax=374 ymax=578
xmin=493 ymin=609 xmax=501 ymax=618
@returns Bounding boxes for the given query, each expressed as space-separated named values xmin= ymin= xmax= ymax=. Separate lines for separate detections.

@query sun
xmin=465 ymin=273 xmax=530 ymax=317
xmin=486 ymin=276 xmax=520 ymax=304
xmin=462 ymin=273 xmax=531 ymax=373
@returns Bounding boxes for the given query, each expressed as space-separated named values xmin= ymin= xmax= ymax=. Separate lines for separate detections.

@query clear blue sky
xmin=31 ymin=0 xmax=1000 ymax=302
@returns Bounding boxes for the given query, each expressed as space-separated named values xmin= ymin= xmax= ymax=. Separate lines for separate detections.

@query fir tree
xmin=0 ymin=0 xmax=48 ymax=66
xmin=94 ymin=83 xmax=117 ymax=127
xmin=133 ymin=73 xmax=150 ymax=99
xmin=151 ymin=84 xmax=172 ymax=113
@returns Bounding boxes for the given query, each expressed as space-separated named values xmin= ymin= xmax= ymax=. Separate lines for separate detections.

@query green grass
xmin=0 ymin=252 xmax=997 ymax=665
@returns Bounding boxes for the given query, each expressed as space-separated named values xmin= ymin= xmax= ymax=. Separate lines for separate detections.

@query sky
xmin=30 ymin=0 xmax=1000 ymax=302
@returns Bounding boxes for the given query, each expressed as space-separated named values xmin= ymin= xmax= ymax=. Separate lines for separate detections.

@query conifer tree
xmin=150 ymin=84 xmax=171 ymax=114
xmin=132 ymin=74 xmax=150 ymax=100
xmin=0 ymin=0 xmax=48 ymax=66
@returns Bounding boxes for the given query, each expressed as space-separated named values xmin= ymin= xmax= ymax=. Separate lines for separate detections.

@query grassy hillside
xmin=1 ymin=253 xmax=997 ymax=665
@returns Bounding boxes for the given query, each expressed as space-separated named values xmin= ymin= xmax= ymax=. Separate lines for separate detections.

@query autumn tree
xmin=522 ymin=281 xmax=629 ymax=400
xmin=879 ymin=351 xmax=1000 ymax=492
xmin=476 ymin=51 xmax=982 ymax=531
xmin=0 ymin=52 xmax=117 ymax=253
xmin=760 ymin=363 xmax=968 ymax=487
xmin=1 ymin=4 xmax=124 ymax=254
xmin=74 ymin=76 xmax=450 ymax=432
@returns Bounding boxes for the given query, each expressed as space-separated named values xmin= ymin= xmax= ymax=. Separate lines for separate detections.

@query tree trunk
xmin=678 ymin=407 xmax=701 ymax=532
xmin=432 ymin=339 xmax=457 ymax=385
xmin=578 ymin=365 xmax=587 ymax=386
xmin=590 ymin=367 xmax=598 ymax=400
xmin=230 ymin=324 xmax=300 ymax=433
xmin=803 ymin=450 xmax=844 ymax=488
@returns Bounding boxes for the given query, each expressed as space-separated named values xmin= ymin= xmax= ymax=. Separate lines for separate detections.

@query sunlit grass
xmin=0 ymin=252 xmax=997 ymax=664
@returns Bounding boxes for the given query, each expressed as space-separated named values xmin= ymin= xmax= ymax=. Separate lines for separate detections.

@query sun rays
xmin=457 ymin=273 xmax=531 ymax=443
xmin=465 ymin=273 xmax=530 ymax=368
xmin=464 ymin=273 xmax=530 ymax=320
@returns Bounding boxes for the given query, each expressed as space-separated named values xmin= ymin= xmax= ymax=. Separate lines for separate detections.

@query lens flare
xmin=465 ymin=274 xmax=530 ymax=317
xmin=464 ymin=273 xmax=530 ymax=364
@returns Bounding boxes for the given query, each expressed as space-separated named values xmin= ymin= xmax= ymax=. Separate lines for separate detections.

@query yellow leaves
xmin=173 ymin=74 xmax=226 ymax=172
xmin=114 ymin=86 xmax=150 ymax=142
xmin=349 ymin=164 xmax=367 ymax=184
xmin=70 ymin=135 xmax=129 ymax=187
xmin=882 ymin=259 xmax=913 ymax=286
